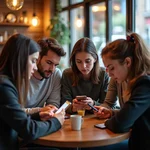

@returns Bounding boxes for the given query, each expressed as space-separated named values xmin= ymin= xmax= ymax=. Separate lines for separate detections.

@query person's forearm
xmin=22 ymin=107 xmax=41 ymax=115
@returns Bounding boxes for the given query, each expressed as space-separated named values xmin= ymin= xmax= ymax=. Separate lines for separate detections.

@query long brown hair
xmin=70 ymin=37 xmax=100 ymax=86
xmin=0 ymin=34 xmax=40 ymax=106
xmin=101 ymin=32 xmax=150 ymax=93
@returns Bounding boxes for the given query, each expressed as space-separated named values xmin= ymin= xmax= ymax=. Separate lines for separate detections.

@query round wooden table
xmin=33 ymin=115 xmax=130 ymax=148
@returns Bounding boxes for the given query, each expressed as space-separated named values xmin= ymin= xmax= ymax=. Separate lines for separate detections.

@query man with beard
xmin=23 ymin=37 xmax=66 ymax=115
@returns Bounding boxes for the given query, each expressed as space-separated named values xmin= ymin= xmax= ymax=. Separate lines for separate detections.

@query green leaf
xmin=47 ymin=0 xmax=70 ymax=45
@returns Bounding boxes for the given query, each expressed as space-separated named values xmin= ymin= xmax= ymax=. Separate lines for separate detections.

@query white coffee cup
xmin=70 ymin=115 xmax=83 ymax=131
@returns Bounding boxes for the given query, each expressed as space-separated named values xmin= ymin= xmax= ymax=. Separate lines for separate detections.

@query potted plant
xmin=47 ymin=0 xmax=70 ymax=45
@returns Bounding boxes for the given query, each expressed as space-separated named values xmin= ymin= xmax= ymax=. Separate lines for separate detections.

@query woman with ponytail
xmin=95 ymin=32 xmax=150 ymax=150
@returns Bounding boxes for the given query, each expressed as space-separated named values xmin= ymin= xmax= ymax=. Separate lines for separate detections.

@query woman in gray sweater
xmin=61 ymin=37 xmax=109 ymax=114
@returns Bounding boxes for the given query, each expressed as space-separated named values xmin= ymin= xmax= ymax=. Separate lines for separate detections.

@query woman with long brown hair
xmin=0 ymin=34 xmax=65 ymax=149
xmin=61 ymin=37 xmax=109 ymax=114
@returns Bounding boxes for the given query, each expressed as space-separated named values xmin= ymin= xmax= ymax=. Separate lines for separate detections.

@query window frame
xmin=58 ymin=0 xmax=135 ymax=53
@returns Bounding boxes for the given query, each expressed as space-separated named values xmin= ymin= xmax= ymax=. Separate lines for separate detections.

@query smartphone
xmin=76 ymin=95 xmax=87 ymax=101
xmin=55 ymin=101 xmax=71 ymax=114
xmin=87 ymin=103 xmax=98 ymax=112
xmin=94 ymin=123 xmax=106 ymax=129
xmin=65 ymin=115 xmax=70 ymax=119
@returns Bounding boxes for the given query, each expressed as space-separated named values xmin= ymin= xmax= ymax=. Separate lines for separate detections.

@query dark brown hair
xmin=37 ymin=37 xmax=66 ymax=58
xmin=70 ymin=37 xmax=100 ymax=86
xmin=0 ymin=34 xmax=40 ymax=105
xmin=101 ymin=32 xmax=150 ymax=93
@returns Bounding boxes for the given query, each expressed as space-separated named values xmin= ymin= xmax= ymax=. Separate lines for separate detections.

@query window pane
xmin=59 ymin=11 xmax=70 ymax=70
xmin=90 ymin=2 xmax=106 ymax=67
xmin=135 ymin=0 xmax=150 ymax=47
xmin=71 ymin=0 xmax=83 ymax=5
xmin=70 ymin=7 xmax=84 ymax=49
xmin=61 ymin=0 xmax=68 ymax=8
xmin=112 ymin=0 xmax=126 ymax=41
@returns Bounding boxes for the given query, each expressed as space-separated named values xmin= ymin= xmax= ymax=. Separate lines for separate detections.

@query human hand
xmin=39 ymin=105 xmax=58 ymax=120
xmin=40 ymin=104 xmax=58 ymax=112
xmin=39 ymin=110 xmax=54 ymax=121
xmin=94 ymin=106 xmax=112 ymax=119
xmin=82 ymin=97 xmax=94 ymax=110
xmin=54 ymin=109 xmax=65 ymax=126
xmin=75 ymin=97 xmax=94 ymax=110
xmin=72 ymin=99 xmax=87 ymax=112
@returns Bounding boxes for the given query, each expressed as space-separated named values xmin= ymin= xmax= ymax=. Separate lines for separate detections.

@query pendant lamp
xmin=31 ymin=0 xmax=39 ymax=26
xmin=76 ymin=14 xmax=83 ymax=28
xmin=6 ymin=0 xmax=24 ymax=11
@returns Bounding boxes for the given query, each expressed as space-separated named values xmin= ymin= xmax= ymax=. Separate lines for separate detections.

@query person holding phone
xmin=23 ymin=37 xmax=66 ymax=116
xmin=95 ymin=32 xmax=150 ymax=150
xmin=93 ymin=78 xmax=128 ymax=119
xmin=0 ymin=34 xmax=65 ymax=149
xmin=61 ymin=37 xmax=109 ymax=114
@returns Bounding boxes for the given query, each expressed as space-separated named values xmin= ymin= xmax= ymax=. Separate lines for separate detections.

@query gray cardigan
xmin=101 ymin=78 xmax=129 ymax=113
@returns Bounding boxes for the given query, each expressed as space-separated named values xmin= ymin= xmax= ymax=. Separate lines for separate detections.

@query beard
xmin=37 ymin=62 xmax=53 ymax=79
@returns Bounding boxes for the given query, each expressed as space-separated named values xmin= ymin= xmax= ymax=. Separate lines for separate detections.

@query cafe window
xmin=71 ymin=0 xmax=83 ymax=5
xmin=70 ymin=6 xmax=84 ymax=49
xmin=90 ymin=2 xmax=106 ymax=50
xmin=59 ymin=11 xmax=70 ymax=70
xmin=61 ymin=0 xmax=69 ymax=8
xmin=135 ymin=0 xmax=150 ymax=47
xmin=57 ymin=0 xmax=142 ymax=69
xmin=90 ymin=2 xmax=106 ymax=66
xmin=112 ymin=0 xmax=126 ymax=41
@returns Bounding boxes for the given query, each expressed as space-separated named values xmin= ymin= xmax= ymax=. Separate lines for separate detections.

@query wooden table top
xmin=33 ymin=115 xmax=130 ymax=148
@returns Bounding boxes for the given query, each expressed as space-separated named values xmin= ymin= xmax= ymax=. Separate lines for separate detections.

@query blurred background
xmin=0 ymin=0 xmax=150 ymax=70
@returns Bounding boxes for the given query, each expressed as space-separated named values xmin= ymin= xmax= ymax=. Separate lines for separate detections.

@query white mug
xmin=70 ymin=115 xmax=83 ymax=131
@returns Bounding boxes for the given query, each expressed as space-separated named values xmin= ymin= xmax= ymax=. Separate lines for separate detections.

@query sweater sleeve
xmin=94 ymin=69 xmax=109 ymax=106
xmin=22 ymin=107 xmax=41 ymax=115
xmin=46 ymin=68 xmax=62 ymax=108
xmin=0 ymin=82 xmax=61 ymax=142
xmin=61 ymin=69 xmax=74 ymax=113
xmin=100 ymin=78 xmax=118 ymax=108
xmin=105 ymin=77 xmax=150 ymax=133
xmin=61 ymin=69 xmax=73 ymax=105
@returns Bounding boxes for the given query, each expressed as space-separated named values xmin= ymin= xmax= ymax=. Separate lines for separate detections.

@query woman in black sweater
xmin=0 ymin=34 xmax=65 ymax=150
xmin=95 ymin=32 xmax=150 ymax=150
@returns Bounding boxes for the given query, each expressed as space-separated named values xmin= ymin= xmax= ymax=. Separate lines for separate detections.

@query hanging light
xmin=32 ymin=13 xmax=39 ymax=26
xmin=31 ymin=0 xmax=39 ymax=26
xmin=6 ymin=0 xmax=24 ymax=11
xmin=76 ymin=14 xmax=83 ymax=28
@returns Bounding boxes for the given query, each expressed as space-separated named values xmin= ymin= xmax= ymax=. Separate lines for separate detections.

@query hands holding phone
xmin=39 ymin=104 xmax=65 ymax=125
xmin=76 ymin=96 xmax=94 ymax=106
xmin=54 ymin=109 xmax=65 ymax=126
xmin=72 ymin=95 xmax=94 ymax=112
xmin=39 ymin=104 xmax=58 ymax=120
xmin=94 ymin=106 xmax=113 ymax=119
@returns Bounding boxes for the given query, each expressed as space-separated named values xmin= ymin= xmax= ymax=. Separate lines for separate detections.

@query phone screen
xmin=55 ymin=101 xmax=71 ymax=114
xmin=94 ymin=123 xmax=106 ymax=129
xmin=87 ymin=103 xmax=98 ymax=112
xmin=76 ymin=95 xmax=87 ymax=101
